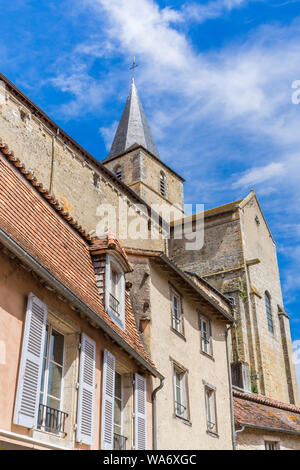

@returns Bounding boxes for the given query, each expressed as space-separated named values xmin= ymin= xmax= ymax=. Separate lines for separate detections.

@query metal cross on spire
xmin=129 ymin=56 xmax=138 ymax=80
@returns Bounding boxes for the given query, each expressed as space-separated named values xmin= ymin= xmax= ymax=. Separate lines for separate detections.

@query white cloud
xmin=182 ymin=0 xmax=251 ymax=23
xmin=233 ymin=162 xmax=286 ymax=187
xmin=99 ymin=120 xmax=118 ymax=150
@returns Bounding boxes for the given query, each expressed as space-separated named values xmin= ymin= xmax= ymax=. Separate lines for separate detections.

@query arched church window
xmin=159 ymin=171 xmax=167 ymax=197
xmin=114 ymin=164 xmax=123 ymax=181
xmin=265 ymin=292 xmax=274 ymax=333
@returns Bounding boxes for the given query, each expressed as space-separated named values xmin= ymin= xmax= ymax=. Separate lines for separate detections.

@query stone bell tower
xmin=101 ymin=79 xmax=185 ymax=220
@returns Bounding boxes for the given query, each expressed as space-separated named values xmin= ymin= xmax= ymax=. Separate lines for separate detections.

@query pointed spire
xmin=106 ymin=79 xmax=159 ymax=160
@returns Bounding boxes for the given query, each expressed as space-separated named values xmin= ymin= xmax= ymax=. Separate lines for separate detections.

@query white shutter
xmin=101 ymin=349 xmax=115 ymax=450
xmin=134 ymin=373 xmax=147 ymax=450
xmin=76 ymin=333 xmax=96 ymax=446
xmin=13 ymin=293 xmax=47 ymax=428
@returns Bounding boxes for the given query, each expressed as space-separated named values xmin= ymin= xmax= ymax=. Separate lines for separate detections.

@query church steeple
xmin=102 ymin=79 xmax=185 ymax=218
xmin=105 ymin=79 xmax=159 ymax=160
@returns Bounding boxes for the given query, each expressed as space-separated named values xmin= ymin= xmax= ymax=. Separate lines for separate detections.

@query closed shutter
xmin=134 ymin=373 xmax=147 ymax=450
xmin=76 ymin=333 xmax=96 ymax=445
xmin=13 ymin=293 xmax=47 ymax=428
xmin=101 ymin=349 xmax=115 ymax=449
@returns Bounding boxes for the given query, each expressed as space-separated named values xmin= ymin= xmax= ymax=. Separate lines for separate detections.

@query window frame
xmin=38 ymin=323 xmax=66 ymax=435
xmin=204 ymin=384 xmax=218 ymax=435
xmin=169 ymin=284 xmax=185 ymax=337
xmin=113 ymin=371 xmax=123 ymax=438
xmin=265 ymin=291 xmax=274 ymax=334
xmin=199 ymin=313 xmax=213 ymax=357
xmin=114 ymin=164 xmax=123 ymax=180
xmin=172 ymin=362 xmax=190 ymax=423
xmin=105 ymin=254 xmax=125 ymax=329
xmin=265 ymin=440 xmax=280 ymax=450
xmin=159 ymin=170 xmax=167 ymax=198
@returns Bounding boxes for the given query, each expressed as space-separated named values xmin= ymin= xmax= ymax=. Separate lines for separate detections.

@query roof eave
xmin=0 ymin=226 xmax=162 ymax=379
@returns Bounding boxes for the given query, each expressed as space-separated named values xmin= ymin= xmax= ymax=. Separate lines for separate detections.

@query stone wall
xmin=0 ymin=81 xmax=164 ymax=251
xmin=169 ymin=195 xmax=299 ymax=404
xmin=103 ymin=147 xmax=184 ymax=220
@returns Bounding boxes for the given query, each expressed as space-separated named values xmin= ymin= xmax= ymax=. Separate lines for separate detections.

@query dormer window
xmin=159 ymin=171 xmax=167 ymax=197
xmin=114 ymin=164 xmax=123 ymax=181
xmin=105 ymin=254 xmax=125 ymax=329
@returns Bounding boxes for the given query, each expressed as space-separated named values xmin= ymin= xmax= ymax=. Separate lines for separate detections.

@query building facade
xmin=126 ymin=249 xmax=234 ymax=449
xmin=0 ymin=70 xmax=299 ymax=450
xmin=0 ymin=147 xmax=160 ymax=450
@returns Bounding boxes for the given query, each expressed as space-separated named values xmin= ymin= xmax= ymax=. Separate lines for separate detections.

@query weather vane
xmin=130 ymin=56 xmax=138 ymax=79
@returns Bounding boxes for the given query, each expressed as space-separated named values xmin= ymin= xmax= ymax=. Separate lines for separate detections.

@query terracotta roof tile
xmin=233 ymin=390 xmax=300 ymax=434
xmin=90 ymin=234 xmax=133 ymax=272
xmin=0 ymin=147 xmax=154 ymax=370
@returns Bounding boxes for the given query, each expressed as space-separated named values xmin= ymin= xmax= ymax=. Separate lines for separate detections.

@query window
xmin=113 ymin=372 xmax=126 ymax=450
xmin=114 ymin=164 xmax=123 ymax=180
xmin=173 ymin=365 xmax=189 ymax=421
xmin=265 ymin=441 xmax=279 ymax=450
xmin=102 ymin=350 xmax=146 ymax=450
xmin=265 ymin=292 xmax=274 ymax=333
xmin=38 ymin=326 xmax=67 ymax=435
xmin=170 ymin=287 xmax=184 ymax=336
xmin=205 ymin=386 xmax=217 ymax=434
xmin=159 ymin=171 xmax=167 ymax=197
xmin=199 ymin=315 xmax=212 ymax=356
xmin=105 ymin=254 xmax=125 ymax=328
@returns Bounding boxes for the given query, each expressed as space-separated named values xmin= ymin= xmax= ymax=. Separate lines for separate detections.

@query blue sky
xmin=1 ymin=0 xmax=300 ymax=387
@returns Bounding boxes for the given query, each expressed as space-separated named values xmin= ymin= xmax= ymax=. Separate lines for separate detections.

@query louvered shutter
xmin=101 ymin=349 xmax=115 ymax=450
xmin=76 ymin=333 xmax=96 ymax=445
xmin=13 ymin=293 xmax=47 ymax=428
xmin=134 ymin=373 xmax=147 ymax=450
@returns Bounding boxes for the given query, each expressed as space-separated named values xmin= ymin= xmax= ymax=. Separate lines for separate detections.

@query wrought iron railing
xmin=109 ymin=293 xmax=120 ymax=317
xmin=113 ymin=433 xmax=127 ymax=450
xmin=201 ymin=334 xmax=210 ymax=353
xmin=37 ymin=403 xmax=68 ymax=434
xmin=175 ymin=401 xmax=187 ymax=418
xmin=172 ymin=314 xmax=182 ymax=332
xmin=207 ymin=420 xmax=216 ymax=432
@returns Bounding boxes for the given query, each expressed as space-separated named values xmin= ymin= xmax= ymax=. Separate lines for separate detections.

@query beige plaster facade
xmin=127 ymin=253 xmax=234 ymax=450
xmin=236 ymin=427 xmax=300 ymax=451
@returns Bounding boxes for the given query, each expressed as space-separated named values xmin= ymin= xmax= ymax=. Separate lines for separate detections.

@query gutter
xmin=152 ymin=377 xmax=165 ymax=450
xmin=0 ymin=226 xmax=163 ymax=380
xmin=159 ymin=254 xmax=234 ymax=323
xmin=235 ymin=423 xmax=300 ymax=437
xmin=225 ymin=322 xmax=237 ymax=450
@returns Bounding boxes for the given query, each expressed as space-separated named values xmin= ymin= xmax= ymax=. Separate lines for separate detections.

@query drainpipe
xmin=225 ymin=321 xmax=236 ymax=450
xmin=152 ymin=377 xmax=165 ymax=450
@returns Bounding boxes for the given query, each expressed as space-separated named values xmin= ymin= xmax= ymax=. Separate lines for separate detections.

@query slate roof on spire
xmin=104 ymin=79 xmax=159 ymax=161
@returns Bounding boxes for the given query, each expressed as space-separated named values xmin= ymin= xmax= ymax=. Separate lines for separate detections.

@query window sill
xmin=206 ymin=430 xmax=219 ymax=438
xmin=173 ymin=414 xmax=192 ymax=427
xmin=106 ymin=307 xmax=125 ymax=330
xmin=171 ymin=327 xmax=186 ymax=341
xmin=30 ymin=428 xmax=74 ymax=449
xmin=200 ymin=350 xmax=214 ymax=361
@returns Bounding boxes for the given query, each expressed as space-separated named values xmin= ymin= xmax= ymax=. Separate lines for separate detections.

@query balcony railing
xmin=109 ymin=293 xmax=120 ymax=317
xmin=175 ymin=401 xmax=187 ymax=419
xmin=207 ymin=420 xmax=216 ymax=432
xmin=113 ymin=433 xmax=127 ymax=450
xmin=37 ymin=403 xmax=68 ymax=434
